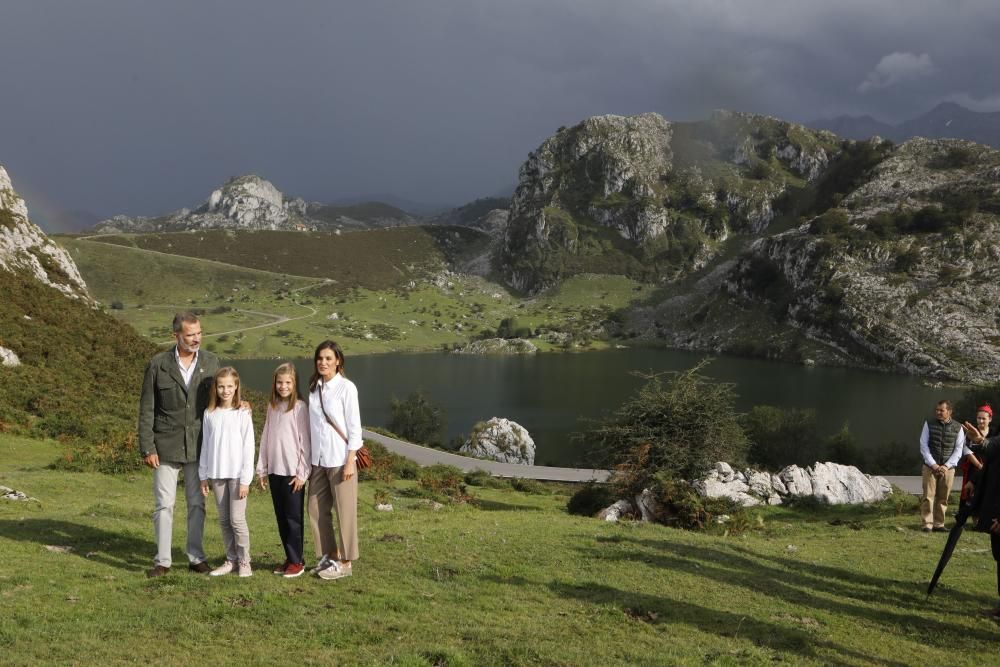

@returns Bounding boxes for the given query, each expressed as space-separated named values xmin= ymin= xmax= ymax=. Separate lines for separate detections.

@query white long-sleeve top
xmin=199 ymin=407 xmax=255 ymax=485
xmin=256 ymin=401 xmax=312 ymax=480
xmin=309 ymin=374 xmax=362 ymax=468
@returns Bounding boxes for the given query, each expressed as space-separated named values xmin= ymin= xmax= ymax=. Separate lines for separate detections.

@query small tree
xmin=741 ymin=405 xmax=823 ymax=470
xmin=388 ymin=390 xmax=446 ymax=446
xmin=584 ymin=360 xmax=749 ymax=494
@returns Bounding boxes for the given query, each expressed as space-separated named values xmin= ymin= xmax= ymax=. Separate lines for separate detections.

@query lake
xmin=232 ymin=349 xmax=952 ymax=470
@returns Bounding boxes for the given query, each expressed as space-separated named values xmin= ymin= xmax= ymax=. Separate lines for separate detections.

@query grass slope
xmin=1 ymin=436 xmax=997 ymax=665
xmin=81 ymin=227 xmax=485 ymax=289
xmin=58 ymin=234 xmax=656 ymax=358
xmin=0 ymin=268 xmax=157 ymax=454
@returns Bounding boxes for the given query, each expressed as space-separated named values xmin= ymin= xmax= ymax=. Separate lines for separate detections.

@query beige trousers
xmin=920 ymin=465 xmax=956 ymax=529
xmin=307 ymin=465 xmax=359 ymax=561
xmin=210 ymin=479 xmax=250 ymax=564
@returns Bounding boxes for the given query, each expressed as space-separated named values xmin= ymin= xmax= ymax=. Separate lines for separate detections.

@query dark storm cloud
xmin=1 ymin=0 xmax=998 ymax=227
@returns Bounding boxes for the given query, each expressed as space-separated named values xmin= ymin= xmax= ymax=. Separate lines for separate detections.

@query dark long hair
xmin=309 ymin=340 xmax=345 ymax=393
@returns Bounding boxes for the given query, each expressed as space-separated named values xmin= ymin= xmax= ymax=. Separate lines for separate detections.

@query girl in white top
xmin=307 ymin=340 xmax=362 ymax=580
xmin=198 ymin=366 xmax=255 ymax=577
xmin=256 ymin=363 xmax=311 ymax=578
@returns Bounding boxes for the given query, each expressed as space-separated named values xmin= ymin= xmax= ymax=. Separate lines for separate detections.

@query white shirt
xmin=309 ymin=374 xmax=362 ymax=468
xmin=199 ymin=407 xmax=255 ymax=485
xmin=174 ymin=346 xmax=199 ymax=388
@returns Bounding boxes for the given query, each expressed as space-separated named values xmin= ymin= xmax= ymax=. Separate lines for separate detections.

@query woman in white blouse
xmin=307 ymin=340 xmax=362 ymax=580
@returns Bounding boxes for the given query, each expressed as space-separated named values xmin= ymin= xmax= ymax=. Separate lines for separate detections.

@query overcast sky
xmin=2 ymin=0 xmax=998 ymax=229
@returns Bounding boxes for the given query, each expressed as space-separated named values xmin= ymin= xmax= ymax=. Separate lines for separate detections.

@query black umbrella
xmin=926 ymin=481 xmax=980 ymax=597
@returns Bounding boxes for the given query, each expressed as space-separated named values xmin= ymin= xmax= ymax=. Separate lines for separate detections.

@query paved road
xmin=362 ymin=430 xmax=610 ymax=482
xmin=364 ymin=430 xmax=943 ymax=493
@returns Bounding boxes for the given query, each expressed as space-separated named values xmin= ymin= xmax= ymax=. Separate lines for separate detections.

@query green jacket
xmin=138 ymin=347 xmax=219 ymax=463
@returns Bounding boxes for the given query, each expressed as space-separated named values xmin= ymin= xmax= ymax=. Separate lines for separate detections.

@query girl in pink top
xmin=256 ymin=363 xmax=311 ymax=578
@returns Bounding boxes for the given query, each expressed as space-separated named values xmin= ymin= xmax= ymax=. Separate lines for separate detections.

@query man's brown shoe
xmin=188 ymin=561 xmax=211 ymax=574
xmin=146 ymin=565 xmax=170 ymax=578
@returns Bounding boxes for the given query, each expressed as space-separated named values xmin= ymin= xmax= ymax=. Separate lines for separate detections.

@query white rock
xmin=459 ymin=417 xmax=536 ymax=465
xmin=634 ymin=488 xmax=661 ymax=522
xmin=597 ymin=499 xmax=635 ymax=522
xmin=0 ymin=346 xmax=20 ymax=367
xmin=375 ymin=503 xmax=394 ymax=512
xmin=0 ymin=166 xmax=91 ymax=301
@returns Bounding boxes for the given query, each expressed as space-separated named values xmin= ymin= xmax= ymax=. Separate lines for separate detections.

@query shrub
xmin=648 ymin=473 xmax=754 ymax=534
xmin=741 ymin=405 xmax=823 ymax=469
xmin=566 ymin=482 xmax=616 ymax=516
xmin=464 ymin=469 xmax=511 ymax=489
xmin=388 ymin=391 xmax=446 ymax=446
xmin=358 ymin=439 xmax=420 ymax=482
xmin=929 ymin=145 xmax=977 ymax=170
xmin=823 ymin=424 xmax=865 ymax=468
xmin=510 ymin=477 xmax=548 ymax=495
xmin=414 ymin=464 xmax=473 ymax=503
xmin=583 ymin=361 xmax=749 ymax=495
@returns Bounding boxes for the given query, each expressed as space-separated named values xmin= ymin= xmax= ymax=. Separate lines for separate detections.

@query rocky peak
xmin=497 ymin=111 xmax=840 ymax=293
xmin=199 ymin=174 xmax=290 ymax=226
xmin=0 ymin=165 xmax=90 ymax=301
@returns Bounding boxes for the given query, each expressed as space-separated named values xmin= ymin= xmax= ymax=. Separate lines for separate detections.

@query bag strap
xmin=318 ymin=380 xmax=349 ymax=444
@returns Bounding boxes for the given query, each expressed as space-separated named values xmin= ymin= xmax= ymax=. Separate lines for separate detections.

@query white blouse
xmin=199 ymin=407 xmax=255 ymax=485
xmin=309 ymin=374 xmax=362 ymax=468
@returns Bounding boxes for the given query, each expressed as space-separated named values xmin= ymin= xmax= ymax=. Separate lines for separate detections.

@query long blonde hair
xmin=270 ymin=362 xmax=301 ymax=412
xmin=207 ymin=367 xmax=242 ymax=411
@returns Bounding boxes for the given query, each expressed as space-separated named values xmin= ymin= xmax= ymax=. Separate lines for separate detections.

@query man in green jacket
xmin=138 ymin=312 xmax=219 ymax=578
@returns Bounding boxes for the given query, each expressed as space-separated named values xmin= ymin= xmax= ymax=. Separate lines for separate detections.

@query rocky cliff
xmin=497 ymin=111 xmax=838 ymax=293
xmin=496 ymin=111 xmax=1000 ymax=382
xmin=93 ymin=175 xmax=417 ymax=234
xmin=0 ymin=166 xmax=90 ymax=301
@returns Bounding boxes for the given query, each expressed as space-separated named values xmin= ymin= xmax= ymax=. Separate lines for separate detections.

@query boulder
xmin=597 ymin=499 xmax=635 ymax=522
xmin=0 ymin=346 xmax=20 ymax=367
xmin=694 ymin=461 xmax=892 ymax=506
xmin=801 ymin=462 xmax=893 ymax=504
xmin=459 ymin=417 xmax=536 ymax=465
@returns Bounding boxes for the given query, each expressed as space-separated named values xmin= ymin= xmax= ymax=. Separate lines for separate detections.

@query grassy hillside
xmin=1 ymin=435 xmax=997 ymax=665
xmin=58 ymin=233 xmax=656 ymax=358
xmin=83 ymin=227 xmax=487 ymax=289
xmin=0 ymin=268 xmax=158 ymax=466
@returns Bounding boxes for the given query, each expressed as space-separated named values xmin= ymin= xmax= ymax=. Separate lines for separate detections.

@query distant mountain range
xmin=808 ymin=102 xmax=1000 ymax=146
xmin=90 ymin=175 xmax=510 ymax=235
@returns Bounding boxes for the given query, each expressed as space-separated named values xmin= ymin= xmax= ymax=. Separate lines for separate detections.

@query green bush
xmin=741 ymin=405 xmax=824 ymax=470
xmin=584 ymin=361 xmax=749 ymax=495
xmin=388 ymin=391 xmax=446 ymax=446
xmin=823 ymin=424 xmax=865 ymax=468
xmin=929 ymin=145 xmax=977 ymax=170
xmin=464 ymin=469 xmax=511 ymax=489
xmin=359 ymin=439 xmax=420 ymax=482
xmin=566 ymin=482 xmax=616 ymax=516
xmin=414 ymin=464 xmax=473 ymax=503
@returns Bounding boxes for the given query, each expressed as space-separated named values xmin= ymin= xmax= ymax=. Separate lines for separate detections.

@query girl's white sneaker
xmin=209 ymin=561 xmax=234 ymax=576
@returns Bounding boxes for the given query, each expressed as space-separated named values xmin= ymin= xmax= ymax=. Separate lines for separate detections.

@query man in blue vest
xmin=919 ymin=399 xmax=966 ymax=532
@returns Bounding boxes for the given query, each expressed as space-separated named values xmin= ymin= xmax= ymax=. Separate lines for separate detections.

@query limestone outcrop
xmin=93 ymin=175 xmax=417 ymax=233
xmin=452 ymin=338 xmax=538 ymax=355
xmin=0 ymin=166 xmax=90 ymax=301
xmin=497 ymin=111 xmax=839 ymax=293
xmin=693 ymin=461 xmax=893 ymax=506
xmin=459 ymin=417 xmax=535 ymax=465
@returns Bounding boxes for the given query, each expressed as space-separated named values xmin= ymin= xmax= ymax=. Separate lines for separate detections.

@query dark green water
xmin=232 ymin=349 xmax=950 ymax=468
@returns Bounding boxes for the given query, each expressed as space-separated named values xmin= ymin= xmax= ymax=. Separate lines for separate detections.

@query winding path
xmin=363 ymin=428 xmax=931 ymax=492
xmin=361 ymin=429 xmax=611 ymax=482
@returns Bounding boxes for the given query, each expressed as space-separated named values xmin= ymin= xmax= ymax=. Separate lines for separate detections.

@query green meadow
xmin=1 ymin=435 xmax=997 ymax=666
xmin=59 ymin=231 xmax=657 ymax=357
